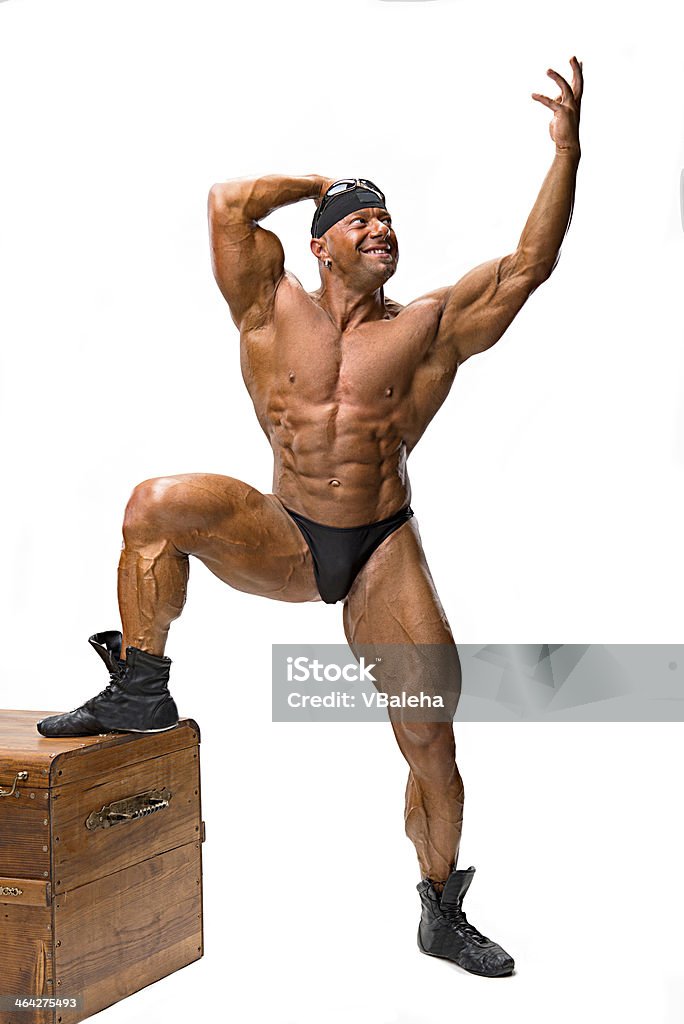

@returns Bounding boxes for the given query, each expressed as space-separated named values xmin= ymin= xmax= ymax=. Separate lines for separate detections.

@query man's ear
xmin=310 ymin=238 xmax=328 ymax=261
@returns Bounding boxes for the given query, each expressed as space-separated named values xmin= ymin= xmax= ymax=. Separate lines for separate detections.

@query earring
xmin=324 ymin=259 xmax=332 ymax=269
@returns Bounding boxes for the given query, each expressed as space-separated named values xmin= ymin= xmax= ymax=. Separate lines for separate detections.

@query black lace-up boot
xmin=36 ymin=631 xmax=179 ymax=737
xmin=417 ymin=865 xmax=514 ymax=977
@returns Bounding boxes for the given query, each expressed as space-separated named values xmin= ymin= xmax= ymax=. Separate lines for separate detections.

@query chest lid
xmin=0 ymin=709 xmax=199 ymax=791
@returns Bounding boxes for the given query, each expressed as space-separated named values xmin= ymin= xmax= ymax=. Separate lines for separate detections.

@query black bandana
xmin=311 ymin=187 xmax=388 ymax=238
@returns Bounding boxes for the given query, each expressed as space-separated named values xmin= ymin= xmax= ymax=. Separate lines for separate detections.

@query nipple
xmin=329 ymin=479 xmax=341 ymax=488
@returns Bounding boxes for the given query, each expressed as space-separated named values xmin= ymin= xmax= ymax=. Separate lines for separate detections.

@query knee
xmin=122 ymin=477 xmax=181 ymax=541
xmin=398 ymin=721 xmax=452 ymax=751
xmin=398 ymin=722 xmax=462 ymax=788
xmin=397 ymin=723 xmax=458 ymax=780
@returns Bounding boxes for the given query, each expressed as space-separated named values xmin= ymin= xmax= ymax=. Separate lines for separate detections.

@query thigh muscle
xmin=123 ymin=473 xmax=318 ymax=602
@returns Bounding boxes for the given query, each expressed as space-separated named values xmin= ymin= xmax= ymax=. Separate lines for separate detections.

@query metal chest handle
xmin=85 ymin=787 xmax=173 ymax=830
xmin=0 ymin=771 xmax=28 ymax=798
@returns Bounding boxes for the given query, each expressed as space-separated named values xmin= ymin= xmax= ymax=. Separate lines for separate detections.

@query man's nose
xmin=369 ymin=219 xmax=389 ymax=236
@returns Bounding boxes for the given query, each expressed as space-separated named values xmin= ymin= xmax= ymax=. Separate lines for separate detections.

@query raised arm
xmin=427 ymin=57 xmax=583 ymax=365
xmin=208 ymin=174 xmax=330 ymax=331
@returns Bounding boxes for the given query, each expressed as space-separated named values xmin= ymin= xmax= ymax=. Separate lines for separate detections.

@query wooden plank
xmin=0 ymin=712 xmax=199 ymax=789
xmin=0 ymin=877 xmax=51 ymax=906
xmin=54 ymin=843 xmax=203 ymax=1024
xmin=51 ymin=747 xmax=201 ymax=893
xmin=0 ymin=711 xmax=104 ymax=785
xmin=50 ymin=721 xmax=199 ymax=788
xmin=0 ymin=902 xmax=54 ymax=1024
xmin=0 ymin=786 xmax=51 ymax=880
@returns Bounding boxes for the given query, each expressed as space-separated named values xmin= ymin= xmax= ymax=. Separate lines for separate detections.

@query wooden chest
xmin=0 ymin=711 xmax=205 ymax=1024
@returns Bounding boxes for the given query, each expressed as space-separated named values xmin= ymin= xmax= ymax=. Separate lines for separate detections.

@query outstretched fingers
xmin=531 ymin=92 xmax=560 ymax=111
xmin=532 ymin=57 xmax=583 ymax=111
xmin=570 ymin=55 xmax=584 ymax=103
xmin=546 ymin=67 xmax=573 ymax=104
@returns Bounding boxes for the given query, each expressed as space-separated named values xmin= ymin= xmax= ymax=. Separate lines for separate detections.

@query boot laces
xmin=442 ymin=907 xmax=490 ymax=945
xmin=87 ymin=667 xmax=126 ymax=706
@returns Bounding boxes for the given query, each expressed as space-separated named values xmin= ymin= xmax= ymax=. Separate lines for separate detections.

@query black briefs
xmin=285 ymin=505 xmax=415 ymax=604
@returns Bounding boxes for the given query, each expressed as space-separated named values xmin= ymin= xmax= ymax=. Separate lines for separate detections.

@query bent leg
xmin=118 ymin=473 xmax=318 ymax=655
xmin=343 ymin=518 xmax=463 ymax=884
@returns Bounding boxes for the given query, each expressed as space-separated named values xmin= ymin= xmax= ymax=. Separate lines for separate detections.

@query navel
xmin=288 ymin=371 xmax=296 ymax=383
xmin=329 ymin=478 xmax=341 ymax=488
xmin=385 ymin=386 xmax=393 ymax=398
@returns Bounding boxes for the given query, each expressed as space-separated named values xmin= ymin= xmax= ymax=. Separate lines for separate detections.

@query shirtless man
xmin=37 ymin=58 xmax=583 ymax=977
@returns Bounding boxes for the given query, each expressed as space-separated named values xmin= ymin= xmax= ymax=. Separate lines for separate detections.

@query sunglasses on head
xmin=322 ymin=178 xmax=386 ymax=204
xmin=312 ymin=179 xmax=386 ymax=237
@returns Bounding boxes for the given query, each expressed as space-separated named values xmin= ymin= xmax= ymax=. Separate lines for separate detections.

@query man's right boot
xmin=36 ymin=630 xmax=179 ymax=738
xmin=417 ymin=865 xmax=515 ymax=977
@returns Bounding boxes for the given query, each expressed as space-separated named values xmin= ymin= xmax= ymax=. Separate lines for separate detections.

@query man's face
xmin=315 ymin=206 xmax=399 ymax=288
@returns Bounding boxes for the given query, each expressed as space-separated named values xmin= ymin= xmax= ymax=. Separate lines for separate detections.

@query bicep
xmin=432 ymin=251 xmax=541 ymax=364
xmin=208 ymin=186 xmax=285 ymax=331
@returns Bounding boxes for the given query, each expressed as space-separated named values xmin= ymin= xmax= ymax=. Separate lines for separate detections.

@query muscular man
xmin=37 ymin=59 xmax=583 ymax=977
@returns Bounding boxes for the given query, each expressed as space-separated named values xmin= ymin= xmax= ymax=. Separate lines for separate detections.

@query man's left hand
xmin=532 ymin=56 xmax=583 ymax=154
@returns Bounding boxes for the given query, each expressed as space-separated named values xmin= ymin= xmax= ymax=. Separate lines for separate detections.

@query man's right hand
xmin=314 ymin=177 xmax=337 ymax=208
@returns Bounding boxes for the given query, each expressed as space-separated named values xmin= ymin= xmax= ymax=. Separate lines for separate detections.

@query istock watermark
xmin=287 ymin=655 xmax=378 ymax=683
xmin=274 ymin=644 xmax=458 ymax=722
xmin=272 ymin=645 xmax=684 ymax=722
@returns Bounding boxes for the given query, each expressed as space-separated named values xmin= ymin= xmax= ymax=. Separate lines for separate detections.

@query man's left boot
xmin=417 ymin=865 xmax=515 ymax=977
xmin=36 ymin=630 xmax=179 ymax=737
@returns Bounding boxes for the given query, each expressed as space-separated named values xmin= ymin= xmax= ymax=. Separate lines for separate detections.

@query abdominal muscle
xmin=267 ymin=398 xmax=411 ymax=527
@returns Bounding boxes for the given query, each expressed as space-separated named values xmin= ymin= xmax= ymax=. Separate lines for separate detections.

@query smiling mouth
xmin=361 ymin=248 xmax=393 ymax=257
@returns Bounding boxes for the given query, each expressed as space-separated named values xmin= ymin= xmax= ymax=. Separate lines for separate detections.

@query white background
xmin=1 ymin=0 xmax=683 ymax=1021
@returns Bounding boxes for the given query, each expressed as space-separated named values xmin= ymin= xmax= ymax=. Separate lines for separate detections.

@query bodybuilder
xmin=38 ymin=59 xmax=583 ymax=977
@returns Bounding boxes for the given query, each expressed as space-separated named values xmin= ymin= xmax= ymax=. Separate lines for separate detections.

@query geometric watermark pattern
xmin=273 ymin=644 xmax=684 ymax=722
